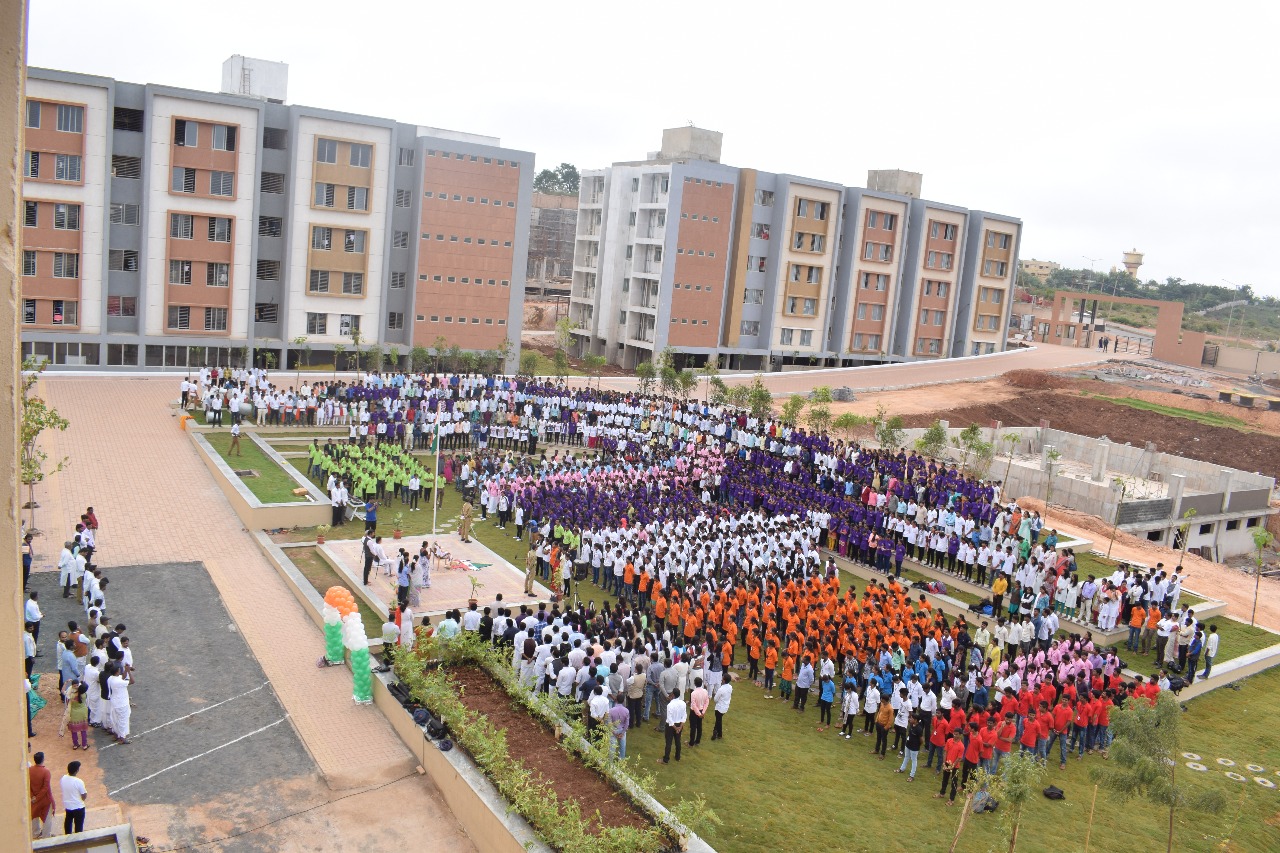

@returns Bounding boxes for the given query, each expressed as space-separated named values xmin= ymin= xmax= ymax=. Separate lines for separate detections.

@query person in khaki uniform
xmin=459 ymin=500 xmax=473 ymax=543
xmin=524 ymin=547 xmax=538 ymax=596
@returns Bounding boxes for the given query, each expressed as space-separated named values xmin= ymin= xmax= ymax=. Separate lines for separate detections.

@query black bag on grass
xmin=1043 ymin=785 xmax=1065 ymax=800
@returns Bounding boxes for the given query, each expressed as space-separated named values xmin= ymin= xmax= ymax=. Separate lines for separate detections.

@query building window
xmin=258 ymin=216 xmax=282 ymax=237
xmin=212 ymin=124 xmax=237 ymax=151
xmin=23 ymin=299 xmax=36 ymax=323
xmin=387 ymin=311 xmax=404 ymax=330
xmin=208 ymin=217 xmax=232 ymax=242
xmin=871 ymin=305 xmax=884 ymax=322
xmin=53 ymin=253 xmax=79 ymax=278
xmin=347 ymin=186 xmax=368 ymax=211
xmin=800 ymin=329 xmax=813 ymax=346
xmin=108 ymin=249 xmax=139 ymax=271
xmin=209 ymin=171 xmax=234 ymax=196
xmin=110 ymin=203 xmax=141 ymax=225
xmin=167 ymin=305 xmax=191 ymax=330
xmin=53 ymin=203 xmax=79 ymax=230
xmin=342 ymin=272 xmax=364 ymax=295
xmin=1247 ymin=517 xmax=1261 ymax=528
xmin=204 ymin=307 xmax=228 ymax=331
xmin=796 ymin=199 xmax=808 ymax=218
xmin=780 ymin=328 xmax=795 ymax=346
xmin=52 ymin=300 xmax=77 ymax=325
xmin=256 ymin=260 xmax=280 ymax=280
xmin=174 ymin=119 xmax=197 ymax=147
xmin=751 ymin=223 xmax=771 ymax=240
xmin=22 ymin=250 xmax=36 ymax=276
xmin=169 ymin=259 xmax=192 ymax=284
xmin=1226 ymin=519 xmax=1240 ymax=531
xmin=316 ymin=138 xmax=338 ymax=164
xmin=254 ymin=303 xmax=278 ymax=323
xmin=107 ymin=296 xmax=138 ymax=317
xmin=392 ymin=231 xmax=408 ymax=248
xmin=206 ymin=262 xmax=230 ymax=287
xmin=308 ymin=270 xmax=330 ymax=293
xmin=395 ymin=189 xmax=411 ymax=208
xmin=349 ymin=143 xmax=372 ymax=168
xmin=54 ymin=103 xmax=82 ymax=133
xmin=170 ymin=213 xmax=194 ymax=239
xmin=343 ymin=230 xmax=366 ymax=253
xmin=261 ymin=172 xmax=285 ymax=194
xmin=306 ymin=312 xmax=327 ymax=335
xmin=312 ymin=226 xmax=332 ymax=250
xmin=22 ymin=201 xmax=37 ymax=227
xmin=338 ymin=314 xmax=360 ymax=335
xmin=390 ymin=272 xmax=406 ymax=289
xmin=314 ymin=183 xmax=335 ymax=207
xmin=25 ymin=99 xmax=39 ymax=128
xmin=740 ymin=320 xmax=760 ymax=336
xmin=24 ymin=150 xmax=38 ymax=178
xmin=263 ymin=127 xmax=287 ymax=149
xmin=398 ymin=148 xmax=415 ymax=167
xmin=55 ymin=154 xmax=82 ymax=182
xmin=172 ymin=167 xmax=196 ymax=193
xmin=754 ymin=189 xmax=774 ymax=207
xmin=743 ymin=289 xmax=764 ymax=305
xmin=106 ymin=344 xmax=140 ymax=365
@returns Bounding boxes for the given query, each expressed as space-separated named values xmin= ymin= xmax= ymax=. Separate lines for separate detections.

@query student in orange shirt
xmin=763 ymin=641 xmax=779 ymax=698
xmin=779 ymin=654 xmax=797 ymax=702
xmin=747 ymin=633 xmax=762 ymax=683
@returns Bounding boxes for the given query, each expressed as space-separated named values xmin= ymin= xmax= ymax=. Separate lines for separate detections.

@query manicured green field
xmin=203 ymin=431 xmax=307 ymax=503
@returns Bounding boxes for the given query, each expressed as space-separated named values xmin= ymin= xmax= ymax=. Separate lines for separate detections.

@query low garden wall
xmin=189 ymin=429 xmax=331 ymax=529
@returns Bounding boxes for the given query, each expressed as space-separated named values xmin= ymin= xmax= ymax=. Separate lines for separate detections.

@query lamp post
xmin=1081 ymin=256 xmax=1101 ymax=347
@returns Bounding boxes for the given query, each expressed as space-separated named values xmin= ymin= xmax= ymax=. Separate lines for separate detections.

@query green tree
xmin=974 ymin=750 xmax=1045 ymax=853
xmin=532 ymin=162 xmax=580 ymax=196
xmin=806 ymin=401 xmax=832 ymax=435
xmin=368 ymin=346 xmax=386 ymax=375
xmin=554 ymin=317 xmax=580 ymax=357
xmin=953 ymin=423 xmax=991 ymax=475
xmin=832 ymin=412 xmax=869 ymax=443
xmin=1043 ymin=447 xmax=1062 ymax=508
xmin=1250 ymin=528 xmax=1275 ymax=626
xmin=349 ymin=328 xmax=364 ymax=380
xmin=746 ymin=375 xmax=774 ymax=420
xmin=914 ymin=419 xmax=949 ymax=459
xmin=659 ymin=364 xmax=679 ymax=398
xmin=431 ymin=335 xmax=449 ymax=373
xmin=635 ymin=360 xmax=657 ymax=396
xmin=387 ymin=345 xmax=400 ymax=372
xmin=699 ymin=361 xmax=721 ymax=402
xmin=1001 ymin=432 xmax=1021 ymax=484
xmin=583 ymin=353 xmax=607 ymax=387
xmin=781 ymin=394 xmax=807 ymax=426
xmin=447 ymin=344 xmax=463 ymax=374
xmin=810 ymin=385 xmax=833 ymax=404
xmin=1092 ymin=692 xmax=1226 ymax=853
xmin=234 ymin=345 xmax=250 ymax=368
xmin=494 ymin=337 xmax=514 ymax=374
xmin=21 ymin=356 xmax=70 ymax=531
xmin=519 ymin=350 xmax=540 ymax=378
xmin=875 ymin=411 xmax=906 ymax=450
xmin=291 ymin=335 xmax=309 ymax=385
xmin=675 ymin=369 xmax=698 ymax=401
xmin=552 ymin=349 xmax=570 ymax=381
xmin=708 ymin=376 xmax=729 ymax=406
xmin=410 ymin=345 xmax=430 ymax=373
xmin=262 ymin=350 xmax=277 ymax=370
xmin=332 ymin=343 xmax=345 ymax=378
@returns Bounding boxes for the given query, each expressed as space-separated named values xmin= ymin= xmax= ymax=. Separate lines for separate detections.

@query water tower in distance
xmin=1121 ymin=248 xmax=1144 ymax=279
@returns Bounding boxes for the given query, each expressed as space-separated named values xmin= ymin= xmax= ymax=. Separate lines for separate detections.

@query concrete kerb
xmin=189 ymin=429 xmax=332 ymax=529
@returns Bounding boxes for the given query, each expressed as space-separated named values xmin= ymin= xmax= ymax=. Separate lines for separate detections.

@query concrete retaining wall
xmin=189 ymin=430 xmax=332 ymax=530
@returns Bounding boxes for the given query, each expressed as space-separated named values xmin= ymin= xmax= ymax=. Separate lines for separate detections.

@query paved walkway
xmin=32 ymin=378 xmax=425 ymax=789
xmin=597 ymin=344 xmax=1145 ymax=394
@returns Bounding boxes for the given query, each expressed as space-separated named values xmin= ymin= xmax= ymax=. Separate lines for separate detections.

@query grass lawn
xmin=203 ymin=431 xmax=307 ymax=503
xmin=287 ymin=545 xmax=384 ymax=640
xmin=1108 ymin=617 xmax=1278 ymax=671
xmin=618 ymin=664 xmax=1280 ymax=853
xmin=1087 ymin=394 xmax=1253 ymax=432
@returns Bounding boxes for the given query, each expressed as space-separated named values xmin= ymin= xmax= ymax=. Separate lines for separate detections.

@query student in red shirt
xmin=1071 ymin=697 xmax=1093 ymax=759
xmin=979 ymin=717 xmax=998 ymax=774
xmin=994 ymin=712 xmax=1017 ymax=773
xmin=1048 ymin=696 xmax=1074 ymax=768
xmin=962 ymin=722 xmax=984 ymax=791
xmin=926 ymin=715 xmax=951 ymax=773
xmin=1096 ymin=691 xmax=1115 ymax=758
xmin=1019 ymin=709 xmax=1041 ymax=755
xmin=936 ymin=728 xmax=967 ymax=805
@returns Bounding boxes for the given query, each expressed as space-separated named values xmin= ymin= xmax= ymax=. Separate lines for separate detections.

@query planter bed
xmin=450 ymin=665 xmax=650 ymax=835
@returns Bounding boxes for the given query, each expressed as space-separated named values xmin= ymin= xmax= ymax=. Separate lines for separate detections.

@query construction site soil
xmin=900 ymin=384 xmax=1280 ymax=480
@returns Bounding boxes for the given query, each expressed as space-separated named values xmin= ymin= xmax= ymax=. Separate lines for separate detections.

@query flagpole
xmin=432 ymin=404 xmax=442 ymax=537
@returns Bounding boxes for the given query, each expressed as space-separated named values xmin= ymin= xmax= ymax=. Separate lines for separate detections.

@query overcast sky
xmin=27 ymin=0 xmax=1279 ymax=297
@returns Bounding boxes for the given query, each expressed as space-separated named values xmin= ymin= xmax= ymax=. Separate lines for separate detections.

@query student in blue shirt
xmin=817 ymin=675 xmax=836 ymax=730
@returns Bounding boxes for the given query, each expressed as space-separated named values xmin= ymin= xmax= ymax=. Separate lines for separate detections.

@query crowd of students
xmin=193 ymin=367 xmax=1217 ymax=804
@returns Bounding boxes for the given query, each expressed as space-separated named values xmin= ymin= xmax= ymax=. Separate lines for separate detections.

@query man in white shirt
xmin=711 ymin=681 xmax=733 ymax=741
xmin=60 ymin=760 xmax=88 ymax=835
xmin=661 ymin=689 xmax=686 ymax=763
xmin=25 ymin=592 xmax=43 ymax=647
xmin=1201 ymin=625 xmax=1220 ymax=680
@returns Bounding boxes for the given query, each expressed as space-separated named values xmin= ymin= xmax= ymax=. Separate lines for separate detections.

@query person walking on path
xmin=229 ymin=422 xmax=242 ymax=456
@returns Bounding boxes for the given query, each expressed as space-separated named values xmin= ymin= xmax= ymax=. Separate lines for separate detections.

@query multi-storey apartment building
xmin=570 ymin=129 xmax=1021 ymax=369
xmin=19 ymin=57 xmax=532 ymax=370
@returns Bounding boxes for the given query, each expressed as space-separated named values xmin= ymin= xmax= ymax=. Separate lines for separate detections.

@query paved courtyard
xmin=30 ymin=377 xmax=474 ymax=851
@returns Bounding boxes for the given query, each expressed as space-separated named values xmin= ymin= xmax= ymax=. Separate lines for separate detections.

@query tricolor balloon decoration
xmin=322 ymin=586 xmax=353 ymax=665
xmin=343 ymin=611 xmax=373 ymax=704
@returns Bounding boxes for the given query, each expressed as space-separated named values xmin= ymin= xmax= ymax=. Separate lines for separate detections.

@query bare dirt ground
xmin=895 ymin=374 xmax=1280 ymax=480
xmin=820 ymin=379 xmax=1021 ymax=419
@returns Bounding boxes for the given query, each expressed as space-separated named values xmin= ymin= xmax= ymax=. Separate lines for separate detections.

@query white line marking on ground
xmin=100 ymin=681 xmax=270 ymax=750
xmin=107 ymin=716 xmax=288 ymax=796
